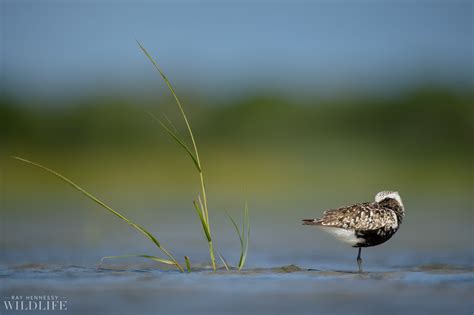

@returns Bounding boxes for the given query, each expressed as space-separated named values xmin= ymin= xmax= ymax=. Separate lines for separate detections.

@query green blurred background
xmin=0 ymin=1 xmax=472 ymax=267
xmin=1 ymin=86 xmax=472 ymax=200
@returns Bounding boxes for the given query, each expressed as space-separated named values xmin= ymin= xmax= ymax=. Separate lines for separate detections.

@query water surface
xmin=1 ymin=263 xmax=472 ymax=315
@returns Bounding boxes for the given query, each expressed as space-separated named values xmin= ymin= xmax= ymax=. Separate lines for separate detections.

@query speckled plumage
xmin=303 ymin=191 xmax=405 ymax=272
xmin=317 ymin=202 xmax=398 ymax=230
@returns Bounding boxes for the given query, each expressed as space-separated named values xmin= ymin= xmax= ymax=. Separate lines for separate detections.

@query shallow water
xmin=1 ymin=197 xmax=473 ymax=314
xmin=1 ymin=263 xmax=473 ymax=315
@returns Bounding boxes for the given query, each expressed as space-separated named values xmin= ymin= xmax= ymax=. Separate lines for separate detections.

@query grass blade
xmin=99 ymin=254 xmax=175 ymax=268
xmin=198 ymin=196 xmax=206 ymax=223
xmin=227 ymin=212 xmax=244 ymax=249
xmin=12 ymin=156 xmax=184 ymax=272
xmin=193 ymin=199 xmax=216 ymax=270
xmin=218 ymin=253 xmax=230 ymax=271
xmin=240 ymin=202 xmax=250 ymax=271
xmin=184 ymin=256 xmax=191 ymax=272
xmin=193 ymin=200 xmax=211 ymax=242
xmin=227 ymin=203 xmax=250 ymax=271
xmin=136 ymin=40 xmax=200 ymax=161
xmin=137 ymin=41 xmax=209 ymax=220
xmin=147 ymin=111 xmax=201 ymax=172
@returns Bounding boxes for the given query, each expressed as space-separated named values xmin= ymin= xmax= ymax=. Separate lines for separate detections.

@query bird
xmin=302 ymin=191 xmax=405 ymax=273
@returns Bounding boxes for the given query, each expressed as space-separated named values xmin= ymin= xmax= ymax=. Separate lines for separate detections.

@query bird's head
xmin=375 ymin=191 xmax=404 ymax=208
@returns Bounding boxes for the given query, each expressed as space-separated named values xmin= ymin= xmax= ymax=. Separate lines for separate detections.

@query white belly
xmin=320 ymin=227 xmax=363 ymax=246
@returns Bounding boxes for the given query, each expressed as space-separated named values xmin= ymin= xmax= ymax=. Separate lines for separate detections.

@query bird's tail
xmin=302 ymin=219 xmax=321 ymax=225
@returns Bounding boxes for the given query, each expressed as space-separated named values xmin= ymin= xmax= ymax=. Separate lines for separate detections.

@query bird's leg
xmin=356 ymin=247 xmax=363 ymax=273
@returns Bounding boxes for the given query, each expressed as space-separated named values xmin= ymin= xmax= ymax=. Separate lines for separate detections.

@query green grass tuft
xmin=137 ymin=40 xmax=217 ymax=270
xmin=227 ymin=203 xmax=250 ymax=271
xmin=12 ymin=41 xmax=251 ymax=273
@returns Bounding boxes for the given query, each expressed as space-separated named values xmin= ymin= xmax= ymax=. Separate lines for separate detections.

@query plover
xmin=302 ymin=191 xmax=405 ymax=272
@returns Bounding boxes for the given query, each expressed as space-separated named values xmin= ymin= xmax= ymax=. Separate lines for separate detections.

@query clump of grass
xmin=217 ymin=205 xmax=250 ymax=271
xmin=12 ymin=41 xmax=250 ymax=273
xmin=138 ymin=42 xmax=252 ymax=271
xmin=227 ymin=203 xmax=250 ymax=271
xmin=137 ymin=40 xmax=220 ymax=270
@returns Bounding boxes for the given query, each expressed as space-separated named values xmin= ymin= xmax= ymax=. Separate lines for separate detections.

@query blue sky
xmin=1 ymin=0 xmax=472 ymax=100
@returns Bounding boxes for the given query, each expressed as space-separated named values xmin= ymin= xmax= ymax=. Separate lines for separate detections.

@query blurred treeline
xmin=1 ymin=85 xmax=472 ymax=201
xmin=1 ymin=85 xmax=472 ymax=159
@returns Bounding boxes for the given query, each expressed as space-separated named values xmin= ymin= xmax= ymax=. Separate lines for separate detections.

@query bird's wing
xmin=316 ymin=202 xmax=397 ymax=230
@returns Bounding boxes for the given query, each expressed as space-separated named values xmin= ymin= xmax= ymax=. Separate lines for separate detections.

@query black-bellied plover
xmin=302 ymin=191 xmax=405 ymax=272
